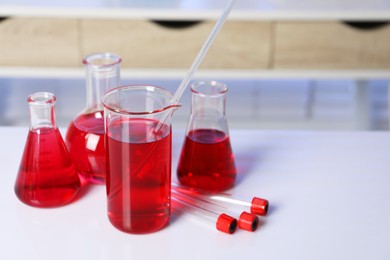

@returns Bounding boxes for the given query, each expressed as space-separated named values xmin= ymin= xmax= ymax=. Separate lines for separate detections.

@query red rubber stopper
xmin=251 ymin=197 xmax=269 ymax=216
xmin=216 ymin=214 xmax=237 ymax=234
xmin=238 ymin=211 xmax=259 ymax=232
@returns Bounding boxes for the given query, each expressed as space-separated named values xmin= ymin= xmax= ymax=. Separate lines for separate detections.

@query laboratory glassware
xmin=65 ymin=52 xmax=121 ymax=184
xmin=15 ymin=92 xmax=81 ymax=207
xmin=172 ymin=183 xmax=269 ymax=216
xmin=172 ymin=194 xmax=237 ymax=234
xmin=103 ymin=85 xmax=180 ymax=234
xmin=177 ymin=81 xmax=237 ymax=192
xmin=153 ymin=0 xmax=236 ymax=132
xmin=172 ymin=188 xmax=258 ymax=232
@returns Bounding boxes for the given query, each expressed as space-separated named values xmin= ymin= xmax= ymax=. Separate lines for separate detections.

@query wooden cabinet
xmin=81 ymin=20 xmax=271 ymax=69
xmin=0 ymin=18 xmax=79 ymax=67
xmin=274 ymin=22 xmax=390 ymax=69
xmin=1 ymin=17 xmax=390 ymax=72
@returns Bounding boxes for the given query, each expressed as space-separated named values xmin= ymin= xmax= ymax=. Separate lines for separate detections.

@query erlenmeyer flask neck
xmin=84 ymin=53 xmax=121 ymax=111
xmin=191 ymin=81 xmax=227 ymax=117
xmin=186 ymin=81 xmax=229 ymax=136
xmin=28 ymin=92 xmax=57 ymax=131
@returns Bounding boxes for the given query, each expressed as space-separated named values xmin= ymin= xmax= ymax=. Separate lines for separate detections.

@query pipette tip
xmin=216 ymin=214 xmax=237 ymax=234
xmin=238 ymin=211 xmax=259 ymax=232
xmin=251 ymin=197 xmax=269 ymax=216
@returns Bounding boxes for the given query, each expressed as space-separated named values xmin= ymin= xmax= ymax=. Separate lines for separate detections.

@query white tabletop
xmin=1 ymin=127 xmax=390 ymax=259
xmin=0 ymin=0 xmax=389 ymax=20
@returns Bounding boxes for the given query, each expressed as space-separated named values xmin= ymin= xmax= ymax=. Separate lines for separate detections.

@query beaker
xmin=15 ymin=92 xmax=81 ymax=208
xmin=177 ymin=81 xmax=237 ymax=192
xmin=66 ymin=52 xmax=121 ymax=184
xmin=102 ymin=85 xmax=180 ymax=234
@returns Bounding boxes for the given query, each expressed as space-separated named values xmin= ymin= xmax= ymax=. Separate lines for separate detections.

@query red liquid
xmin=15 ymin=127 xmax=81 ymax=208
xmin=106 ymin=118 xmax=171 ymax=234
xmin=177 ymin=129 xmax=236 ymax=192
xmin=66 ymin=111 xmax=105 ymax=184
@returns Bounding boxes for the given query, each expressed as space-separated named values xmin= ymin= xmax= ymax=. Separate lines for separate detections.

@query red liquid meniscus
xmin=15 ymin=127 xmax=81 ymax=207
xmin=106 ymin=118 xmax=171 ymax=234
xmin=66 ymin=111 xmax=106 ymax=184
xmin=177 ymin=129 xmax=236 ymax=192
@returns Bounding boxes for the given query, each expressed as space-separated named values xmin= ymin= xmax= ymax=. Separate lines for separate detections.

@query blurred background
xmin=0 ymin=77 xmax=388 ymax=130
xmin=0 ymin=1 xmax=389 ymax=130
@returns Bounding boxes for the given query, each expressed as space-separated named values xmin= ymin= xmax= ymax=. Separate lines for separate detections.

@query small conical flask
xmin=14 ymin=92 xmax=81 ymax=208
xmin=177 ymin=81 xmax=237 ymax=192
xmin=65 ymin=53 xmax=121 ymax=184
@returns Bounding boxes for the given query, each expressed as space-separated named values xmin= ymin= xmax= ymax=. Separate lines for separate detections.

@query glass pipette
xmin=154 ymin=0 xmax=237 ymax=132
xmin=172 ymin=183 xmax=269 ymax=216
xmin=171 ymin=194 xmax=237 ymax=234
xmin=172 ymin=189 xmax=259 ymax=232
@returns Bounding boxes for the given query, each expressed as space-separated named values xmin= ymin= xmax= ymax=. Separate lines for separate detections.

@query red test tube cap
xmin=238 ymin=211 xmax=259 ymax=232
xmin=251 ymin=197 xmax=269 ymax=216
xmin=216 ymin=214 xmax=237 ymax=234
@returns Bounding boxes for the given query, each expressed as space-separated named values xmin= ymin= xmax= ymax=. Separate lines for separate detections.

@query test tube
xmin=171 ymin=194 xmax=237 ymax=234
xmin=172 ymin=189 xmax=259 ymax=232
xmin=172 ymin=183 xmax=269 ymax=216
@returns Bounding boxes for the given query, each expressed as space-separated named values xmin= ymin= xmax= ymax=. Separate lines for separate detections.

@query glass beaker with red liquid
xmin=14 ymin=92 xmax=81 ymax=207
xmin=65 ymin=53 xmax=121 ymax=184
xmin=102 ymin=85 xmax=180 ymax=234
xmin=177 ymin=81 xmax=237 ymax=192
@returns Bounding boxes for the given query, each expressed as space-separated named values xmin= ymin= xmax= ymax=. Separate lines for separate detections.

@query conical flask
xmin=15 ymin=92 xmax=81 ymax=208
xmin=177 ymin=81 xmax=237 ymax=192
xmin=65 ymin=53 xmax=121 ymax=184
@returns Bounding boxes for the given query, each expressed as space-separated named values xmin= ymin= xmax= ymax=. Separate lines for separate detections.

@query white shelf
xmin=0 ymin=0 xmax=389 ymax=20
xmin=0 ymin=67 xmax=389 ymax=80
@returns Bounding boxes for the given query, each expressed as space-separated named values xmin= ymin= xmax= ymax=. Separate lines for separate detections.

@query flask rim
xmin=191 ymin=80 xmax=228 ymax=97
xmin=83 ymin=52 xmax=122 ymax=68
xmin=27 ymin=92 xmax=56 ymax=105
